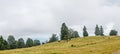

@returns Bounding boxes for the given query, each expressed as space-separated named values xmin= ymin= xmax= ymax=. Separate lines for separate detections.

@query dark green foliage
xmin=109 ymin=29 xmax=118 ymax=36
xmin=17 ymin=38 xmax=25 ymax=48
xmin=83 ymin=26 xmax=89 ymax=37
xmin=3 ymin=40 xmax=9 ymax=49
xmin=60 ymin=23 xmax=69 ymax=40
xmin=73 ymin=31 xmax=79 ymax=38
xmin=68 ymin=29 xmax=79 ymax=38
xmin=94 ymin=25 xmax=100 ymax=36
xmin=100 ymin=26 xmax=104 ymax=36
xmin=0 ymin=35 xmax=41 ymax=50
xmin=49 ymin=34 xmax=58 ymax=43
xmin=7 ymin=35 xmax=17 ymax=49
xmin=64 ymin=35 xmax=71 ymax=42
xmin=0 ymin=36 xmax=9 ymax=50
xmin=26 ymin=38 xmax=33 ymax=47
xmin=33 ymin=39 xmax=40 ymax=46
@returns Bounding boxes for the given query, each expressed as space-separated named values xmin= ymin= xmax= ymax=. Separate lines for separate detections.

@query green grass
xmin=0 ymin=36 xmax=120 ymax=54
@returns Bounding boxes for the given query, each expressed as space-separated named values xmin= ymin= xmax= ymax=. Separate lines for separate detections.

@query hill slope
xmin=0 ymin=36 xmax=120 ymax=54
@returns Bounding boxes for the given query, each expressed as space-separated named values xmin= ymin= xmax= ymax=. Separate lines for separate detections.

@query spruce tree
xmin=7 ymin=35 xmax=17 ymax=49
xmin=0 ymin=36 xmax=9 ymax=50
xmin=100 ymin=26 xmax=104 ymax=36
xmin=83 ymin=26 xmax=88 ymax=37
xmin=33 ymin=40 xmax=40 ymax=46
xmin=17 ymin=38 xmax=25 ymax=48
xmin=94 ymin=25 xmax=100 ymax=36
xmin=60 ymin=23 xmax=69 ymax=40
xmin=3 ymin=40 xmax=9 ymax=50
xmin=26 ymin=38 xmax=33 ymax=47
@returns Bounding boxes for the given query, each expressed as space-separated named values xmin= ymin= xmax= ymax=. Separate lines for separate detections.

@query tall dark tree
xmin=100 ymin=26 xmax=104 ymax=36
xmin=109 ymin=29 xmax=118 ymax=36
xmin=49 ymin=34 xmax=58 ymax=43
xmin=33 ymin=39 xmax=40 ymax=46
xmin=0 ymin=36 xmax=4 ymax=50
xmin=17 ymin=38 xmax=25 ymax=48
xmin=60 ymin=23 xmax=69 ymax=40
xmin=83 ymin=26 xmax=89 ymax=37
xmin=7 ymin=35 xmax=17 ymax=49
xmin=26 ymin=38 xmax=33 ymax=47
xmin=94 ymin=25 xmax=100 ymax=36
xmin=3 ymin=40 xmax=9 ymax=50
xmin=0 ymin=36 xmax=9 ymax=50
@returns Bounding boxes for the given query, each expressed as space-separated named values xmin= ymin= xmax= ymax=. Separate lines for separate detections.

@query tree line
xmin=49 ymin=23 xmax=118 ymax=42
xmin=0 ymin=23 xmax=118 ymax=50
xmin=0 ymin=35 xmax=40 ymax=50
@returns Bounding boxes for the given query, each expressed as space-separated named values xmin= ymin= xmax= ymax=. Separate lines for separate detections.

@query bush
xmin=71 ymin=44 xmax=76 ymax=47
xmin=109 ymin=30 xmax=118 ymax=36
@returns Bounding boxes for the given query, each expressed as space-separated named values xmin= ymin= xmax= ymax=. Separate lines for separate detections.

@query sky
xmin=0 ymin=0 xmax=120 ymax=42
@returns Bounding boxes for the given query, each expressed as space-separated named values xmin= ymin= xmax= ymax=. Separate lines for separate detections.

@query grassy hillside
xmin=0 ymin=36 xmax=120 ymax=54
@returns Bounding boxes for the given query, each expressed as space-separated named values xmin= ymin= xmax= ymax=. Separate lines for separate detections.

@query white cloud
xmin=0 ymin=0 xmax=120 ymax=41
xmin=105 ymin=22 xmax=115 ymax=35
xmin=69 ymin=25 xmax=83 ymax=36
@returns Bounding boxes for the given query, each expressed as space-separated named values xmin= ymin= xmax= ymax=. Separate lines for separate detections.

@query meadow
xmin=0 ymin=36 xmax=120 ymax=54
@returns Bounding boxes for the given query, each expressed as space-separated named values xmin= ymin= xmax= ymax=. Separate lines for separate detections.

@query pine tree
xmin=83 ymin=26 xmax=89 ymax=37
xmin=33 ymin=39 xmax=40 ymax=46
xmin=0 ymin=36 xmax=4 ymax=50
xmin=26 ymin=38 xmax=33 ymax=47
xmin=60 ymin=23 xmax=69 ymax=40
xmin=0 ymin=36 xmax=9 ymax=50
xmin=7 ymin=35 xmax=17 ymax=49
xmin=17 ymin=38 xmax=25 ymax=48
xmin=100 ymin=26 xmax=104 ymax=36
xmin=3 ymin=40 xmax=9 ymax=50
xmin=95 ymin=25 xmax=100 ymax=36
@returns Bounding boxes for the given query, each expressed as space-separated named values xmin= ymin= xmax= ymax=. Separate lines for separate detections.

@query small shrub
xmin=71 ymin=44 xmax=76 ymax=47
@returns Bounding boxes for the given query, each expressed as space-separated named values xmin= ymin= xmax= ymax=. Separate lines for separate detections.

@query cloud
xmin=105 ymin=0 xmax=120 ymax=6
xmin=0 ymin=0 xmax=120 ymax=41
xmin=104 ymin=22 xmax=115 ymax=35
xmin=69 ymin=25 xmax=83 ymax=36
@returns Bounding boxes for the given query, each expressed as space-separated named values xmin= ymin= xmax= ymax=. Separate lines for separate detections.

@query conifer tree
xmin=83 ymin=26 xmax=89 ymax=37
xmin=17 ymin=38 xmax=25 ymax=48
xmin=60 ymin=23 xmax=69 ymax=40
xmin=7 ymin=35 xmax=17 ymax=49
xmin=26 ymin=38 xmax=33 ymax=47
xmin=100 ymin=26 xmax=104 ymax=36
xmin=95 ymin=25 xmax=100 ymax=36
xmin=33 ymin=39 xmax=40 ymax=46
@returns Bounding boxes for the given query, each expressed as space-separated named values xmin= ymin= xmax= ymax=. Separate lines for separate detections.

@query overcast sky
xmin=0 ymin=0 xmax=120 ymax=42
